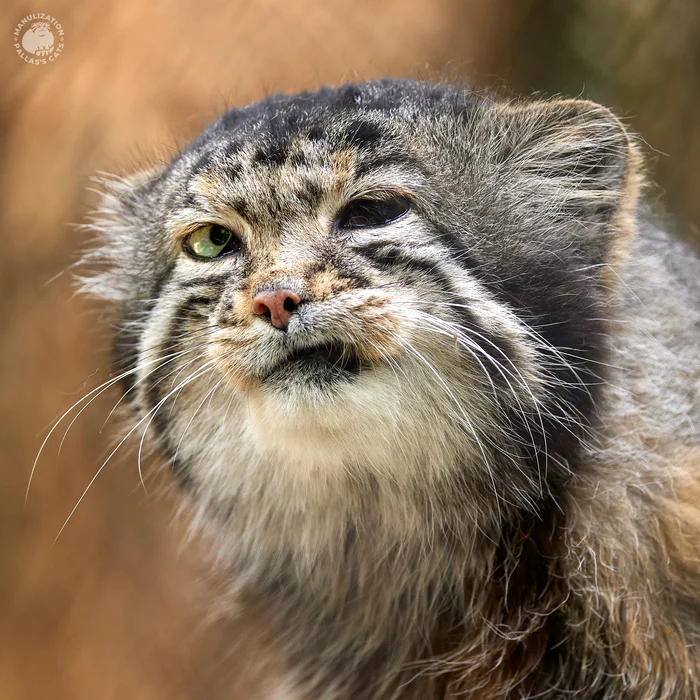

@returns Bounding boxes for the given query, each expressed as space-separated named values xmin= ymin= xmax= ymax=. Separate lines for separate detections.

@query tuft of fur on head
xmin=80 ymin=80 xmax=700 ymax=699
xmin=78 ymin=169 xmax=163 ymax=301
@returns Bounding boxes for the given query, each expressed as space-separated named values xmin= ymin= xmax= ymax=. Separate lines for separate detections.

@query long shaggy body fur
xmin=81 ymin=80 xmax=700 ymax=698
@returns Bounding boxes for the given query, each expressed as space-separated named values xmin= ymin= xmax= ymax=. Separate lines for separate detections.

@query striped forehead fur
xmin=78 ymin=80 xmax=700 ymax=699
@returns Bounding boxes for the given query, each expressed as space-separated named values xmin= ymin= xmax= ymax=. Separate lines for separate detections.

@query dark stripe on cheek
xmin=111 ymin=299 xmax=157 ymax=400
xmin=355 ymin=241 xmax=516 ymax=374
xmin=356 ymin=241 xmax=448 ymax=280
xmin=178 ymin=289 xmax=219 ymax=322
xmin=177 ymin=272 xmax=232 ymax=290
xmin=142 ymin=295 xmax=212 ymax=488
xmin=144 ymin=352 xmax=176 ymax=459
xmin=144 ymin=317 xmax=182 ymax=434
xmin=305 ymin=249 xmax=373 ymax=289
xmin=431 ymin=223 xmax=490 ymax=283
xmin=112 ymin=333 xmax=140 ymax=398
xmin=186 ymin=296 xmax=215 ymax=307
xmin=179 ymin=298 xmax=213 ymax=321
xmin=431 ymin=222 xmax=607 ymax=470
xmin=152 ymin=261 xmax=177 ymax=299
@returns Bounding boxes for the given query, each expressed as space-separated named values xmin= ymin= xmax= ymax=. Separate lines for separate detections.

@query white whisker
xmin=53 ymin=359 xmax=218 ymax=543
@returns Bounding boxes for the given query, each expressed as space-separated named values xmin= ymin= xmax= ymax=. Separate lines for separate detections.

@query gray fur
xmin=80 ymin=80 xmax=700 ymax=699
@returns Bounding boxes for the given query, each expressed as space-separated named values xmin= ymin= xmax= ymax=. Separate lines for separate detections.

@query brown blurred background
xmin=1 ymin=1 xmax=699 ymax=698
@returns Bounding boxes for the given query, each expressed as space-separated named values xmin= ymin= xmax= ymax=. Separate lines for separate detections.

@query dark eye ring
xmin=184 ymin=224 xmax=242 ymax=260
xmin=335 ymin=195 xmax=411 ymax=230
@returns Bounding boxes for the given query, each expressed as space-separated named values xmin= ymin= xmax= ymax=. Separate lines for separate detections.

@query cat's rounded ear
xmin=485 ymin=97 xmax=643 ymax=267
xmin=78 ymin=165 xmax=166 ymax=302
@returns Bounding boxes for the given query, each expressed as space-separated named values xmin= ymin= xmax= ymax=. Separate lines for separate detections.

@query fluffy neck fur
xmin=81 ymin=81 xmax=700 ymax=699
xmin=194 ymin=227 xmax=700 ymax=700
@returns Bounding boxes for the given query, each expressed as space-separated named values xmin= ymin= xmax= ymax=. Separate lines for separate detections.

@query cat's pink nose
xmin=252 ymin=289 xmax=302 ymax=330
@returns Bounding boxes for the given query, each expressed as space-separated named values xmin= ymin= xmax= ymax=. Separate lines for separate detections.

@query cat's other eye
xmin=335 ymin=195 xmax=411 ymax=230
xmin=184 ymin=224 xmax=241 ymax=260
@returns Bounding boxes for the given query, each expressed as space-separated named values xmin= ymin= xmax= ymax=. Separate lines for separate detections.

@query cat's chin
xmin=257 ymin=340 xmax=365 ymax=387
xmin=244 ymin=362 xmax=400 ymax=445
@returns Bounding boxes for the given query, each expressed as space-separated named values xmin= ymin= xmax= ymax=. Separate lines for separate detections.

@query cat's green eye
xmin=184 ymin=224 xmax=240 ymax=260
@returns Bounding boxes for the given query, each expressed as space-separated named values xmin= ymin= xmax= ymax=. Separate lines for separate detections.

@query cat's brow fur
xmin=81 ymin=80 xmax=700 ymax=698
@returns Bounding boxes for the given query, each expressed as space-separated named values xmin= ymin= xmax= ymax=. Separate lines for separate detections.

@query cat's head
xmin=82 ymin=80 xmax=641 ymax=529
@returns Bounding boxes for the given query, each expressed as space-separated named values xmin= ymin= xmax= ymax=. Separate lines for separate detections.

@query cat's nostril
xmin=252 ymin=289 xmax=302 ymax=330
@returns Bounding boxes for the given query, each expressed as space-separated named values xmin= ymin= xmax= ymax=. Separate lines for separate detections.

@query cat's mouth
xmin=261 ymin=341 xmax=364 ymax=383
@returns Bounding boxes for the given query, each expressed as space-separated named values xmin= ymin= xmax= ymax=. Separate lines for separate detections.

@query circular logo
xmin=14 ymin=14 xmax=64 ymax=64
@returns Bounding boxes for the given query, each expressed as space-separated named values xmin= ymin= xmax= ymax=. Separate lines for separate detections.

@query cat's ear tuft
xmin=77 ymin=167 xmax=164 ymax=303
xmin=484 ymin=98 xmax=643 ymax=274
xmin=489 ymin=98 xmax=642 ymax=227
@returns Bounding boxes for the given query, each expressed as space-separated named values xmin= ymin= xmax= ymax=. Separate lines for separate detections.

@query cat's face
xmin=85 ymin=81 xmax=638 ymax=525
